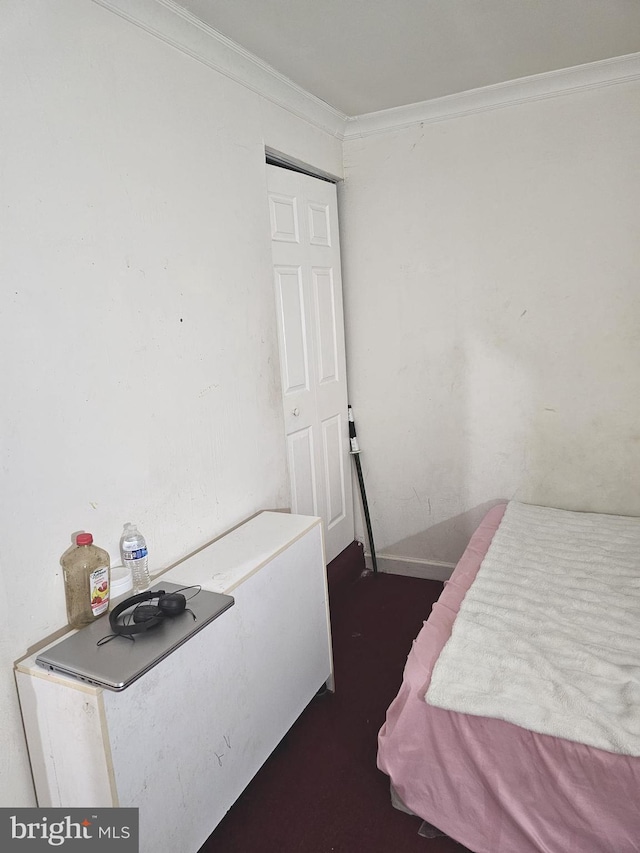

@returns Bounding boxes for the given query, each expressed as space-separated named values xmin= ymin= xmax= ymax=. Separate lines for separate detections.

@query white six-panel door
xmin=267 ymin=164 xmax=354 ymax=563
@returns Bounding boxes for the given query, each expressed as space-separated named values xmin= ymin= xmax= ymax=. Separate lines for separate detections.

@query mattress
xmin=427 ymin=501 xmax=640 ymax=755
xmin=377 ymin=503 xmax=640 ymax=853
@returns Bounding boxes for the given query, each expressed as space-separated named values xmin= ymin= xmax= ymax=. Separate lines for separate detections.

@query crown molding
xmin=90 ymin=0 xmax=348 ymax=139
xmin=90 ymin=1 xmax=640 ymax=143
xmin=344 ymin=51 xmax=640 ymax=139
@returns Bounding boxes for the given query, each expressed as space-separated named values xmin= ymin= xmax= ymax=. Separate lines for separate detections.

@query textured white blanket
xmin=426 ymin=501 xmax=640 ymax=755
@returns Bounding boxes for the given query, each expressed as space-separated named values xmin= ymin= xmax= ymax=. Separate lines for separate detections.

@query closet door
xmin=267 ymin=164 xmax=353 ymax=563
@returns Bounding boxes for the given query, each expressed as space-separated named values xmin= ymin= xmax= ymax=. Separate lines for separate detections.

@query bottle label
xmin=123 ymin=547 xmax=148 ymax=561
xmin=90 ymin=566 xmax=110 ymax=616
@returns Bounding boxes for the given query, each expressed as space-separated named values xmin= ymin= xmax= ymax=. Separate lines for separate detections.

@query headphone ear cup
xmin=109 ymin=591 xmax=155 ymax=637
xmin=132 ymin=604 xmax=164 ymax=626
xmin=157 ymin=592 xmax=187 ymax=616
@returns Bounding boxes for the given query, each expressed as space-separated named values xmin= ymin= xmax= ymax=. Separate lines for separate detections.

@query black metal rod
xmin=348 ymin=405 xmax=378 ymax=574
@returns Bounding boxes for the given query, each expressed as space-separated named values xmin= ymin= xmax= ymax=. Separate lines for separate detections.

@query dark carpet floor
xmin=199 ymin=543 xmax=473 ymax=853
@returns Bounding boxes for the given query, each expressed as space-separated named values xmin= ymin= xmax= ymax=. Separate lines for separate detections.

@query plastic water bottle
xmin=119 ymin=523 xmax=150 ymax=593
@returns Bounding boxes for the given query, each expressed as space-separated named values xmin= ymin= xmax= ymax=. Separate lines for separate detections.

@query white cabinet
xmin=16 ymin=512 xmax=332 ymax=853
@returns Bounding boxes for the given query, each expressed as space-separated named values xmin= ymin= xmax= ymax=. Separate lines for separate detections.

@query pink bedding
xmin=377 ymin=503 xmax=640 ymax=853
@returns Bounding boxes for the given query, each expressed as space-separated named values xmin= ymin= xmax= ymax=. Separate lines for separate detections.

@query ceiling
xmin=172 ymin=0 xmax=640 ymax=116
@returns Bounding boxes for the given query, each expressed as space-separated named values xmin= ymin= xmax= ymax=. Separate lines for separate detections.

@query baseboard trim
xmin=363 ymin=553 xmax=456 ymax=581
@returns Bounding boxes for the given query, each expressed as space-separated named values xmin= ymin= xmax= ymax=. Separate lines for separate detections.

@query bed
xmin=377 ymin=501 xmax=640 ymax=853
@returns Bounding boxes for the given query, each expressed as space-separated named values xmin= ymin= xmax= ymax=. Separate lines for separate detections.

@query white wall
xmin=1 ymin=0 xmax=342 ymax=807
xmin=341 ymin=81 xmax=640 ymax=570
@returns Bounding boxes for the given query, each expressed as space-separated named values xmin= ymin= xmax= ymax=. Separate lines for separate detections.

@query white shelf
xmin=16 ymin=511 xmax=332 ymax=853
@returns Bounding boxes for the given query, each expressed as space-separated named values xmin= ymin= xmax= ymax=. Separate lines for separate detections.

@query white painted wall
xmin=5 ymin=0 xmax=638 ymax=813
xmin=341 ymin=81 xmax=640 ymax=569
xmin=1 ymin=0 xmax=342 ymax=807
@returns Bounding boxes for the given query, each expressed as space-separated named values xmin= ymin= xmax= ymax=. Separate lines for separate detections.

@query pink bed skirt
xmin=377 ymin=503 xmax=640 ymax=853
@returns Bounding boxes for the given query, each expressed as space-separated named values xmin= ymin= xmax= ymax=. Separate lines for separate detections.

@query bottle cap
xmin=76 ymin=533 xmax=93 ymax=545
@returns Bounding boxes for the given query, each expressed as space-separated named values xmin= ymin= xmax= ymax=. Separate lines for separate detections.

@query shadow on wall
xmin=381 ymin=499 xmax=507 ymax=567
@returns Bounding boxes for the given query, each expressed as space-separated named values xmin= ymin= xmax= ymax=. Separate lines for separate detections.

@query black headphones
xmin=108 ymin=589 xmax=188 ymax=637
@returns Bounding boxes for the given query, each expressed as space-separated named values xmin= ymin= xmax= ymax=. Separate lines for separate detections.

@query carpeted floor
xmin=199 ymin=542 xmax=473 ymax=853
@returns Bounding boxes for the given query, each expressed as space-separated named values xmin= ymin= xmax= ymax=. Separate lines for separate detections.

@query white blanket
xmin=426 ymin=501 xmax=640 ymax=755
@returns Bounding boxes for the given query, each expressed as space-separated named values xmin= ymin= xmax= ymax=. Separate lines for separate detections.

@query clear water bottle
xmin=119 ymin=523 xmax=150 ymax=593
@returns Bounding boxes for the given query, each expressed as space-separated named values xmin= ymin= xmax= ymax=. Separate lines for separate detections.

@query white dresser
xmin=16 ymin=512 xmax=333 ymax=853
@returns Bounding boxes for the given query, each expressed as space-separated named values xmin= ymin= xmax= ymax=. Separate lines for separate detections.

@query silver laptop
xmin=36 ymin=582 xmax=234 ymax=691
